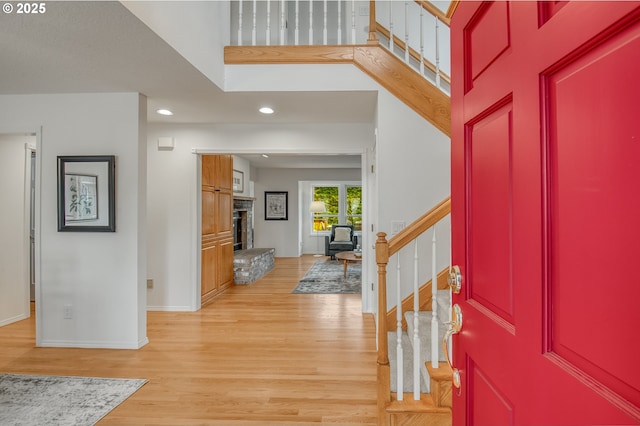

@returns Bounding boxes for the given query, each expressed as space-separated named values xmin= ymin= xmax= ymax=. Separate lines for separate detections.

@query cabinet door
xmin=201 ymin=243 xmax=217 ymax=297
xmin=218 ymin=238 xmax=235 ymax=290
xmin=217 ymin=155 xmax=233 ymax=191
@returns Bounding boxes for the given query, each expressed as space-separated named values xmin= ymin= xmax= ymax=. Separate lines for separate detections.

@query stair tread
xmin=387 ymin=392 xmax=451 ymax=414
xmin=426 ymin=362 xmax=453 ymax=381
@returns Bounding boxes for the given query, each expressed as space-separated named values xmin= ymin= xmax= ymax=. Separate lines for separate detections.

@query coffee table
xmin=335 ymin=251 xmax=362 ymax=277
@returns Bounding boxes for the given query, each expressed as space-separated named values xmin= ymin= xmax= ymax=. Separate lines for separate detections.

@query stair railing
xmin=229 ymin=1 xmax=456 ymax=89
xmin=376 ymin=197 xmax=451 ymax=412
xmin=374 ymin=1 xmax=453 ymax=94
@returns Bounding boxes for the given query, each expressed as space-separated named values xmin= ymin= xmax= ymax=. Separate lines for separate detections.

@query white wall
xmin=0 ymin=134 xmax=34 ymax=326
xmin=0 ymin=93 xmax=147 ymax=349
xmin=375 ymin=89 xmax=451 ymax=308
xmin=122 ymin=0 xmax=229 ymax=89
xmin=146 ymin=122 xmax=373 ymax=311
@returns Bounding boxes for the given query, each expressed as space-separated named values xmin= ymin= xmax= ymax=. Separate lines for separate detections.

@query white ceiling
xmin=0 ymin=1 xmax=375 ymax=168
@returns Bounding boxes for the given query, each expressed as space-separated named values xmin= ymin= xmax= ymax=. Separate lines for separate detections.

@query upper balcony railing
xmin=229 ymin=1 xmax=454 ymax=94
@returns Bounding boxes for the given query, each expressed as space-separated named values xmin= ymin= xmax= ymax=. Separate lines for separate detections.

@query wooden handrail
xmin=388 ymin=197 xmax=451 ymax=256
xmin=415 ymin=1 xmax=451 ymax=26
xmin=375 ymin=23 xmax=451 ymax=85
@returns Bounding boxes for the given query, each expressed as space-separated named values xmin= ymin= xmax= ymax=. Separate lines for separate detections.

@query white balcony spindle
xmin=351 ymin=0 xmax=356 ymax=44
xmin=396 ymin=253 xmax=404 ymax=400
xmin=251 ymin=0 xmax=257 ymax=46
xmin=419 ymin=5 xmax=425 ymax=75
xmin=323 ymin=0 xmax=328 ymax=45
xmin=431 ymin=225 xmax=439 ymax=368
xmin=404 ymin=1 xmax=410 ymax=63
xmin=295 ymin=0 xmax=300 ymax=45
xmin=337 ymin=0 xmax=342 ymax=45
xmin=413 ymin=241 xmax=421 ymax=400
xmin=237 ymin=0 xmax=243 ymax=46
xmin=265 ymin=0 xmax=271 ymax=45
xmin=280 ymin=0 xmax=286 ymax=45
xmin=309 ymin=0 xmax=313 ymax=45
xmin=388 ymin=2 xmax=394 ymax=51
xmin=435 ymin=15 xmax=441 ymax=88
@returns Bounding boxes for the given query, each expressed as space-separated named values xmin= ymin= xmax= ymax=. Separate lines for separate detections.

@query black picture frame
xmin=57 ymin=155 xmax=116 ymax=232
xmin=264 ymin=191 xmax=288 ymax=220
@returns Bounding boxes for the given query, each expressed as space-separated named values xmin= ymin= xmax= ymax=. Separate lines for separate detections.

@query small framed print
xmin=264 ymin=191 xmax=288 ymax=220
xmin=233 ymin=169 xmax=244 ymax=193
xmin=57 ymin=155 xmax=115 ymax=232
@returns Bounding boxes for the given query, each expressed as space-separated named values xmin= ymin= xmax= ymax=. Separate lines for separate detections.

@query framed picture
xmin=233 ymin=169 xmax=244 ymax=193
xmin=265 ymin=191 xmax=288 ymax=220
xmin=57 ymin=155 xmax=115 ymax=232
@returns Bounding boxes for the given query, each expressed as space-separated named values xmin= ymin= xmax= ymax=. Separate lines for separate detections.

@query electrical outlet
xmin=63 ymin=304 xmax=73 ymax=319
xmin=147 ymin=279 xmax=153 ymax=289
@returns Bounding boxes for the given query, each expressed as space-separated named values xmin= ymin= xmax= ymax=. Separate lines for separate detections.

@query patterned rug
xmin=292 ymin=259 xmax=361 ymax=294
xmin=0 ymin=374 xmax=147 ymax=425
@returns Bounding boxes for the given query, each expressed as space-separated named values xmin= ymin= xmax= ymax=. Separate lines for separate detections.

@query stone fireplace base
xmin=233 ymin=248 xmax=275 ymax=284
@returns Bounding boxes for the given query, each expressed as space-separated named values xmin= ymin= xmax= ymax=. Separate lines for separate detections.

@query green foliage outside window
xmin=312 ymin=185 xmax=362 ymax=231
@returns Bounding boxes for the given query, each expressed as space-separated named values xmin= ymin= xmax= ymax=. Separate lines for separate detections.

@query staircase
xmin=376 ymin=198 xmax=452 ymax=425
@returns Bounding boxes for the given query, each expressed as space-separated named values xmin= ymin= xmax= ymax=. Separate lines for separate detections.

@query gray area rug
xmin=292 ymin=259 xmax=361 ymax=294
xmin=0 ymin=373 xmax=147 ymax=426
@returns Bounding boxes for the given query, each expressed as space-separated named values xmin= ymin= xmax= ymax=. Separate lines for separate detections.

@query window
xmin=312 ymin=184 xmax=362 ymax=233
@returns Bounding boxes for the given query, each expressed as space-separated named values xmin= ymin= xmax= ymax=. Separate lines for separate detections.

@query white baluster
xmin=388 ymin=2 xmax=394 ymax=50
xmin=396 ymin=253 xmax=403 ymax=400
xmin=251 ymin=0 xmax=257 ymax=46
xmin=413 ymin=241 xmax=421 ymax=400
xmin=351 ymin=0 xmax=356 ymax=44
xmin=295 ymin=0 xmax=300 ymax=45
xmin=280 ymin=0 xmax=286 ymax=45
xmin=435 ymin=15 xmax=441 ymax=88
xmin=419 ymin=5 xmax=425 ymax=75
xmin=323 ymin=0 xmax=328 ymax=45
xmin=431 ymin=225 xmax=438 ymax=368
xmin=404 ymin=1 xmax=409 ymax=63
xmin=309 ymin=0 xmax=313 ymax=45
xmin=337 ymin=0 xmax=342 ymax=45
xmin=237 ymin=0 xmax=243 ymax=46
xmin=266 ymin=0 xmax=271 ymax=46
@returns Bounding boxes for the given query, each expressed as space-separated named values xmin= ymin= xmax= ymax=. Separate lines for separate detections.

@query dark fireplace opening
xmin=233 ymin=210 xmax=248 ymax=251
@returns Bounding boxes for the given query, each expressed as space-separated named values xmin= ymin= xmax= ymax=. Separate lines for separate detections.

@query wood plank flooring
xmin=0 ymin=255 xmax=378 ymax=425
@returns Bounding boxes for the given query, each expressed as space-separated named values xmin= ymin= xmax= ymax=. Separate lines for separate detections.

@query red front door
xmin=450 ymin=2 xmax=640 ymax=424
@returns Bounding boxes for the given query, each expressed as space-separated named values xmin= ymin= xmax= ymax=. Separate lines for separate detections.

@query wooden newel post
xmin=368 ymin=0 xmax=378 ymax=44
xmin=376 ymin=231 xmax=391 ymax=425
xmin=376 ymin=232 xmax=389 ymax=365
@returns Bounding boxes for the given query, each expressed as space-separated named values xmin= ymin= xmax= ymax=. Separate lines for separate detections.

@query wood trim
xmin=388 ymin=197 xmax=451 ymax=256
xmin=415 ymin=1 xmax=451 ymax=26
xmin=386 ymin=268 xmax=450 ymax=331
xmin=446 ymin=0 xmax=460 ymax=20
xmin=375 ymin=23 xmax=451 ymax=85
xmin=353 ymin=46 xmax=451 ymax=136
xmin=225 ymin=44 xmax=451 ymax=137
xmin=224 ymin=45 xmax=355 ymax=64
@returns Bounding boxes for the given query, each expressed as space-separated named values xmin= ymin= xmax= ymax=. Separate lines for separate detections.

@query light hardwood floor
xmin=0 ymin=255 xmax=378 ymax=425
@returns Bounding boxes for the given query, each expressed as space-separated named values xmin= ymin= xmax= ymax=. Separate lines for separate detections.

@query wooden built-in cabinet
xmin=201 ymin=155 xmax=234 ymax=305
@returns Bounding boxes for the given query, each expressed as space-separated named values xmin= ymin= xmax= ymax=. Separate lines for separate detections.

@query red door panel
xmin=546 ymin=24 xmax=640 ymax=409
xmin=451 ymin=2 xmax=640 ymax=424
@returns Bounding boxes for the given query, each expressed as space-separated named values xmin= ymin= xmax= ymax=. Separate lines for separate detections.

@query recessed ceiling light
xmin=259 ymin=107 xmax=274 ymax=114
xmin=156 ymin=109 xmax=173 ymax=116
xmin=261 ymin=154 xmax=269 ymax=158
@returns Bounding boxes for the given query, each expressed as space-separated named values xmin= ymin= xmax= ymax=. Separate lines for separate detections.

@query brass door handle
xmin=443 ymin=304 xmax=462 ymax=388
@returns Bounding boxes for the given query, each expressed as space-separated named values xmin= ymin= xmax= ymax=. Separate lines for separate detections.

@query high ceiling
xmin=0 ymin=1 xmax=375 ymax=168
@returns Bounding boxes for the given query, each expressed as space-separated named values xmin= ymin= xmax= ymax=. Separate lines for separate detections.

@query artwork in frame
xmin=233 ymin=169 xmax=244 ymax=193
xmin=265 ymin=191 xmax=288 ymax=220
xmin=57 ymin=155 xmax=116 ymax=232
